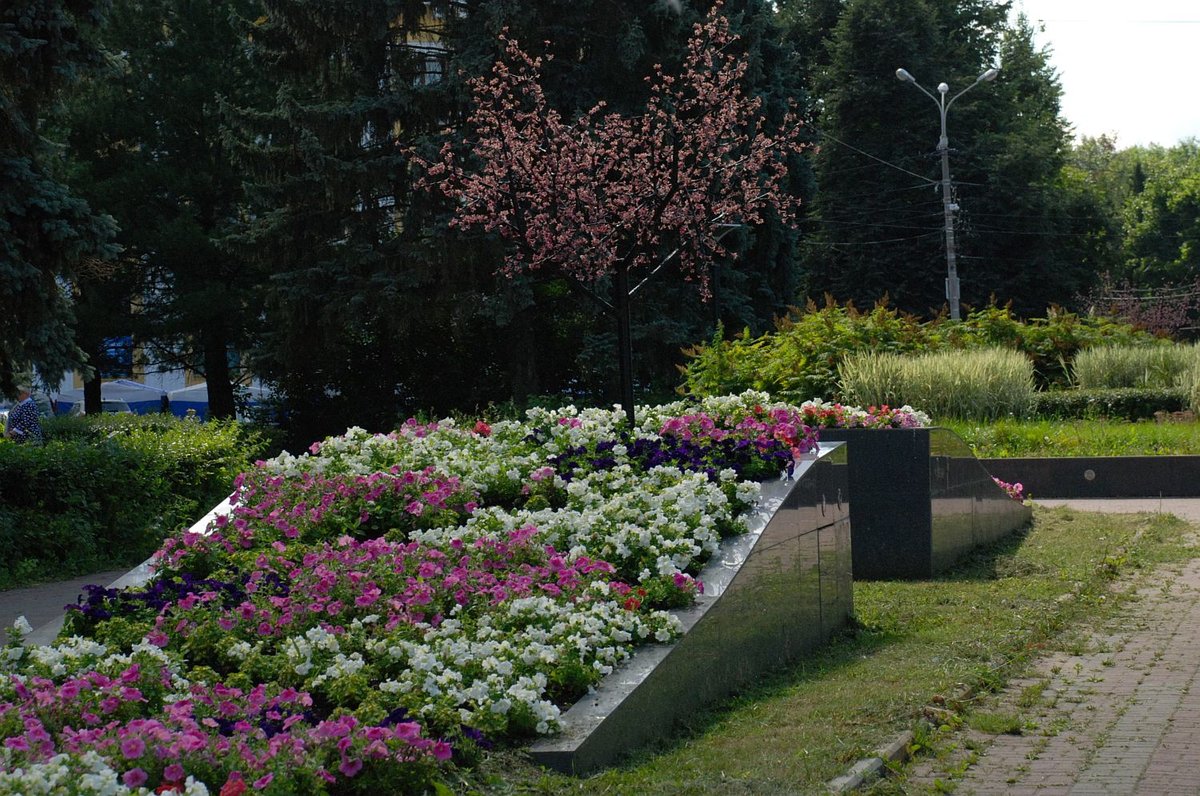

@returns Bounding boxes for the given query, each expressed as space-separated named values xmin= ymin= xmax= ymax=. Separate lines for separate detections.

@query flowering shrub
xmin=2 ymin=393 xmax=818 ymax=794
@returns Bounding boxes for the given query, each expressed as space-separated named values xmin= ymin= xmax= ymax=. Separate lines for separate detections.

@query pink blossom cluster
xmin=153 ymin=529 xmax=620 ymax=645
xmin=992 ymin=477 xmax=1027 ymax=502
xmin=415 ymin=4 xmax=806 ymax=295
xmin=156 ymin=466 xmax=476 ymax=569
xmin=1 ymin=669 xmax=448 ymax=792
xmin=798 ymin=402 xmax=928 ymax=430
xmin=658 ymin=407 xmax=819 ymax=456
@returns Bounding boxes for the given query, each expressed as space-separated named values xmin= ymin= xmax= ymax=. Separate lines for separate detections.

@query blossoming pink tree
xmin=418 ymin=5 xmax=807 ymax=425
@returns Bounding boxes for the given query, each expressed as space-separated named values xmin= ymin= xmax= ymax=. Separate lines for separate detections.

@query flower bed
xmin=2 ymin=393 xmax=833 ymax=795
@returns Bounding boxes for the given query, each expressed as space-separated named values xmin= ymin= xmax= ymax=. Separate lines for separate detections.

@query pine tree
xmin=953 ymin=12 xmax=1088 ymax=315
xmin=0 ymin=0 xmax=117 ymax=395
xmin=794 ymin=0 xmax=1090 ymax=317
xmin=64 ymin=0 xmax=266 ymax=418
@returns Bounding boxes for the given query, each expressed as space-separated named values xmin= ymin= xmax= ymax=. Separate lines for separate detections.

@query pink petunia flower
xmin=120 ymin=736 xmax=147 ymax=759
xmin=123 ymin=768 xmax=149 ymax=788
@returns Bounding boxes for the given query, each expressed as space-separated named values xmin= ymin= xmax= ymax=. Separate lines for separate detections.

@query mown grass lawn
xmin=943 ymin=418 xmax=1200 ymax=458
xmin=456 ymin=506 xmax=1196 ymax=795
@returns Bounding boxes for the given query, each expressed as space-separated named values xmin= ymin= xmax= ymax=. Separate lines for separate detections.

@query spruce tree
xmin=800 ymin=0 xmax=951 ymax=312
xmin=0 ymin=0 xmax=117 ymax=395
xmin=64 ymin=0 xmax=265 ymax=418
xmin=794 ymin=0 xmax=1090 ymax=317
xmin=953 ymin=12 xmax=1089 ymax=315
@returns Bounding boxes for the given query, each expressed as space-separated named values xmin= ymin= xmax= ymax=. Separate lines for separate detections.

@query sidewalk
xmin=0 ymin=570 xmax=127 ymax=636
xmin=901 ymin=498 xmax=1200 ymax=795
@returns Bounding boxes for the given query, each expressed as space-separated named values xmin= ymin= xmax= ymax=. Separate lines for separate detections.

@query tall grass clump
xmin=1179 ymin=362 xmax=1200 ymax=415
xmin=1072 ymin=342 xmax=1200 ymax=389
xmin=839 ymin=348 xmax=1034 ymax=421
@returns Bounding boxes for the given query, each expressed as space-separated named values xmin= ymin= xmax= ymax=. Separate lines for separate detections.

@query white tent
xmin=54 ymin=379 xmax=167 ymax=414
xmin=168 ymin=382 xmax=270 ymax=420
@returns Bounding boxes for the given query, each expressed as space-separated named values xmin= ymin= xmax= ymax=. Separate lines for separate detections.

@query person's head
xmin=15 ymin=383 xmax=33 ymax=400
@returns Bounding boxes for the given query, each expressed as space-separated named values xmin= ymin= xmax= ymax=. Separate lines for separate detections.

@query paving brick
xmin=898 ymin=530 xmax=1200 ymax=794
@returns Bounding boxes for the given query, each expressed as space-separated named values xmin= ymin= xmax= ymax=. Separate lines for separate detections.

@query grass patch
xmin=942 ymin=417 xmax=1200 ymax=458
xmin=454 ymin=507 xmax=1195 ymax=794
xmin=967 ymin=712 xmax=1023 ymax=735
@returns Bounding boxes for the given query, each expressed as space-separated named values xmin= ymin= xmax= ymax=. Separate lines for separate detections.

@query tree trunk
xmin=203 ymin=327 xmax=237 ymax=420
xmin=507 ymin=311 xmax=540 ymax=406
xmin=83 ymin=375 xmax=102 ymax=416
xmin=613 ymin=262 xmax=636 ymax=428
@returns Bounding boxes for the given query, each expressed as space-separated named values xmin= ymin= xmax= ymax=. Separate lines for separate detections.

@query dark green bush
xmin=1032 ymin=388 xmax=1190 ymax=421
xmin=0 ymin=415 xmax=266 ymax=590
xmin=679 ymin=301 xmax=1160 ymax=402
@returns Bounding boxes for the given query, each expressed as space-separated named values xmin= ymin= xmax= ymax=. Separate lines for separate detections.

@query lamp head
xmin=937 ymin=82 xmax=950 ymax=94
xmin=895 ymin=68 xmax=915 ymax=83
xmin=979 ymin=67 xmax=999 ymax=82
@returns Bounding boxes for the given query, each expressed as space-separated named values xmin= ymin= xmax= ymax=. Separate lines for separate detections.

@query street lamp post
xmin=896 ymin=66 xmax=998 ymax=320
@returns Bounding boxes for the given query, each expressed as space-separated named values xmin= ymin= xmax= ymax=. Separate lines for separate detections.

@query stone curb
xmin=826 ymin=730 xmax=914 ymax=792
xmin=826 ymin=521 xmax=1150 ymax=793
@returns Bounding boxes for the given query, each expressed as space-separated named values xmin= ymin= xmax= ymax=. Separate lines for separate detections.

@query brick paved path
xmin=902 ymin=549 xmax=1200 ymax=795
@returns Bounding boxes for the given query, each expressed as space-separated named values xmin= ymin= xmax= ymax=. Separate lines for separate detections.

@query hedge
xmin=0 ymin=415 xmax=266 ymax=590
xmin=679 ymin=300 xmax=1158 ymax=403
xmin=1032 ymin=387 xmax=1191 ymax=421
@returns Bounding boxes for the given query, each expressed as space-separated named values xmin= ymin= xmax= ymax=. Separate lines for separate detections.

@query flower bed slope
xmin=2 ymin=393 xmax=831 ymax=795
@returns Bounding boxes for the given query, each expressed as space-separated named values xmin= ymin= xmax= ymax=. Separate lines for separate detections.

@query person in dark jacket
xmin=6 ymin=383 xmax=44 ymax=445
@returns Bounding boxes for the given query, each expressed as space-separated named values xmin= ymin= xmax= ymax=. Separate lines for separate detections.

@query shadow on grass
xmin=574 ymin=510 xmax=1099 ymax=773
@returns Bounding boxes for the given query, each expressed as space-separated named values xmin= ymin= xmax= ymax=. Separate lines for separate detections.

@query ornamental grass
xmin=838 ymin=348 xmax=1035 ymax=421
xmin=1071 ymin=342 xmax=1200 ymax=389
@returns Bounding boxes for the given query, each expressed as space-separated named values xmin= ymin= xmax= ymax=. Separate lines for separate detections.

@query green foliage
xmin=0 ymin=0 xmax=118 ymax=395
xmin=838 ymin=348 xmax=1034 ymax=421
xmin=1120 ymin=141 xmax=1200 ymax=285
xmin=0 ymin=415 xmax=265 ymax=589
xmin=943 ymin=418 xmax=1200 ymax=458
xmin=794 ymin=0 xmax=1088 ymax=316
xmin=1032 ymin=388 xmax=1190 ymax=421
xmin=679 ymin=300 xmax=1154 ymax=402
xmin=1179 ymin=364 xmax=1200 ymax=415
xmin=1003 ymin=308 xmax=1160 ymax=387
xmin=1071 ymin=343 xmax=1200 ymax=389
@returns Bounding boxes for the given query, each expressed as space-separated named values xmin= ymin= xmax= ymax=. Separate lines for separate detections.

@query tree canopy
xmin=0 ymin=0 xmax=117 ymax=396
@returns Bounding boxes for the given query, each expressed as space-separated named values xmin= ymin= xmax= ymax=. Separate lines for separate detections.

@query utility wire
xmin=813 ymin=128 xmax=939 ymax=185
xmin=799 ymin=231 xmax=942 ymax=247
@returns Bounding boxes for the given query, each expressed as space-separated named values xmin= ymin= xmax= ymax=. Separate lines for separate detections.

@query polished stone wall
xmin=820 ymin=428 xmax=1031 ymax=580
xmin=984 ymin=455 xmax=1200 ymax=498
xmin=529 ymin=443 xmax=853 ymax=775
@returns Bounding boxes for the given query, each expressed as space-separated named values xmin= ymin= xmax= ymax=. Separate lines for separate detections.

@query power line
xmin=813 ymin=128 xmax=939 ymax=185
xmin=799 ymin=231 xmax=942 ymax=247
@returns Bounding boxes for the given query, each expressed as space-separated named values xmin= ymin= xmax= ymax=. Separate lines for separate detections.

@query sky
xmin=1011 ymin=0 xmax=1200 ymax=148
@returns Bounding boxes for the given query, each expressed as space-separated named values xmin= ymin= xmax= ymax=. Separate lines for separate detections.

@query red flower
xmin=219 ymin=776 xmax=247 ymax=796
xmin=474 ymin=421 xmax=492 ymax=437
